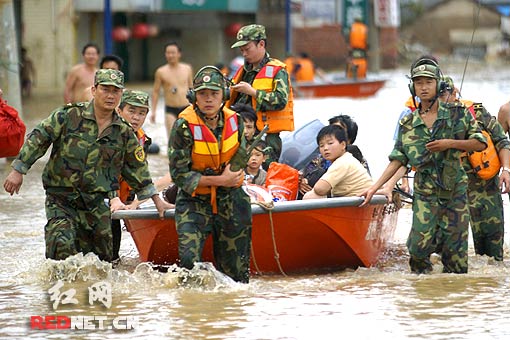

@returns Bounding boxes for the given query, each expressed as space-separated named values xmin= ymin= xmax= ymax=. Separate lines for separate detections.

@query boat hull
xmin=116 ymin=196 xmax=399 ymax=275
xmin=296 ymin=79 xmax=386 ymax=98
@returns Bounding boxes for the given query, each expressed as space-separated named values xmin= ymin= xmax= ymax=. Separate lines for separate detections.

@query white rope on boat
xmin=254 ymin=201 xmax=287 ymax=276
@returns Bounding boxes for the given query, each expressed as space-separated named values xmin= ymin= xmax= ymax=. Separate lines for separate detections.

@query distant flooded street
xmin=1 ymin=68 xmax=510 ymax=339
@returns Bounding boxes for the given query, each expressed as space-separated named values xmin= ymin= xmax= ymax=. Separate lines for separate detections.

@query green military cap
xmin=193 ymin=66 xmax=225 ymax=91
xmin=231 ymin=24 xmax=266 ymax=48
xmin=121 ymin=89 xmax=150 ymax=108
xmin=411 ymin=63 xmax=439 ymax=79
xmin=94 ymin=69 xmax=124 ymax=88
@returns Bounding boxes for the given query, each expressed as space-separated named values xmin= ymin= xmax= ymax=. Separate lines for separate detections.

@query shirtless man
xmin=498 ymin=102 xmax=510 ymax=198
xmin=151 ymin=41 xmax=193 ymax=139
xmin=82 ymin=55 xmax=124 ymax=102
xmin=497 ymin=101 xmax=510 ymax=136
xmin=63 ymin=43 xmax=100 ymax=103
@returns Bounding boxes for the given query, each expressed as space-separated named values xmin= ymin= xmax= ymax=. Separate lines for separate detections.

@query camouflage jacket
xmin=390 ymin=101 xmax=486 ymax=197
xmin=464 ymin=102 xmax=510 ymax=185
xmin=232 ymin=53 xmax=290 ymax=112
xmin=471 ymin=102 xmax=510 ymax=153
xmin=168 ymin=107 xmax=246 ymax=196
xmin=11 ymin=102 xmax=157 ymax=200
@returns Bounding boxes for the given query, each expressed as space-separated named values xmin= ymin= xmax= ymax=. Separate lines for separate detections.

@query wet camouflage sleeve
xmin=12 ymin=103 xmax=156 ymax=199
xmin=466 ymin=103 xmax=506 ymax=261
xmin=11 ymin=106 xmax=66 ymax=175
xmin=255 ymin=64 xmax=290 ymax=112
xmin=473 ymin=103 xmax=510 ymax=152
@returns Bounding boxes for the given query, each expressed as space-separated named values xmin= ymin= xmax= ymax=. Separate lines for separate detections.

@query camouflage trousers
xmin=263 ymin=133 xmax=282 ymax=170
xmin=44 ymin=191 xmax=113 ymax=262
xmin=174 ymin=187 xmax=252 ymax=283
xmin=468 ymin=175 xmax=504 ymax=261
xmin=407 ymin=189 xmax=469 ymax=274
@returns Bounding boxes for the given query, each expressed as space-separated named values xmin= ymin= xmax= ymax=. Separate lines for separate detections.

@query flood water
xmin=1 ymin=63 xmax=510 ymax=339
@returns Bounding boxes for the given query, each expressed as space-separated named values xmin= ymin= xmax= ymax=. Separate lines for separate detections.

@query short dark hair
xmin=100 ymin=55 xmax=123 ymax=69
xmin=82 ymin=43 xmax=100 ymax=55
xmin=317 ymin=125 xmax=348 ymax=146
xmin=164 ymin=41 xmax=181 ymax=52
xmin=328 ymin=114 xmax=358 ymax=143
xmin=233 ymin=103 xmax=257 ymax=123
xmin=250 ymin=140 xmax=267 ymax=154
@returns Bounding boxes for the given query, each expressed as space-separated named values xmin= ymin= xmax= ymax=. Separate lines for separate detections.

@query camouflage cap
xmin=411 ymin=63 xmax=439 ymax=80
xmin=121 ymin=89 xmax=150 ymax=109
xmin=193 ymin=66 xmax=226 ymax=92
xmin=94 ymin=69 xmax=124 ymax=88
xmin=231 ymin=24 xmax=266 ymax=48
xmin=441 ymin=75 xmax=455 ymax=91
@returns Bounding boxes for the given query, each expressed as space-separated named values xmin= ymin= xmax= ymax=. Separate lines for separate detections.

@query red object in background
xmin=112 ymin=26 xmax=131 ymax=42
xmin=225 ymin=22 xmax=243 ymax=37
xmin=132 ymin=23 xmax=150 ymax=39
xmin=0 ymin=98 xmax=26 ymax=158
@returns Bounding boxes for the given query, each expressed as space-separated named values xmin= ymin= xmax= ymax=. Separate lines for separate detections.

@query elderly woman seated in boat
xmin=303 ymin=125 xmax=373 ymax=199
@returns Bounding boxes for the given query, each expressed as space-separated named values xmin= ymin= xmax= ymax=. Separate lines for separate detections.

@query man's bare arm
xmin=63 ymin=69 xmax=77 ymax=103
xmin=497 ymin=102 xmax=510 ymax=134
xmin=151 ymin=70 xmax=162 ymax=124
xmin=187 ymin=65 xmax=193 ymax=88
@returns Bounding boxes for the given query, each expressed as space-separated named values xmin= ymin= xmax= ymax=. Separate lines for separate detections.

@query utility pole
xmin=285 ymin=0 xmax=292 ymax=55
xmin=0 ymin=0 xmax=22 ymax=115
xmin=104 ymin=0 xmax=112 ymax=55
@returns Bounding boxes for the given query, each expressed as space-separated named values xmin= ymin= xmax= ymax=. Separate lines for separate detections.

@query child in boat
xmin=245 ymin=140 xmax=268 ymax=186
xmin=303 ymin=125 xmax=373 ymax=199
xmin=299 ymin=114 xmax=369 ymax=198
xmin=328 ymin=114 xmax=370 ymax=174
xmin=232 ymin=103 xmax=259 ymax=143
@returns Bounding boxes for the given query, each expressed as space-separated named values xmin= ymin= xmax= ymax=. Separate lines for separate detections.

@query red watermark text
xmin=30 ymin=315 xmax=138 ymax=330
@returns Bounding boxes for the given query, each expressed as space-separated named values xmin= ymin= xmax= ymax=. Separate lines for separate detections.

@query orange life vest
xmin=179 ymin=106 xmax=241 ymax=213
xmin=460 ymin=99 xmax=475 ymax=117
xmin=349 ymin=21 xmax=368 ymax=50
xmin=404 ymin=96 xmax=418 ymax=111
xmin=295 ymin=58 xmax=315 ymax=82
xmin=118 ymin=129 xmax=148 ymax=202
xmin=346 ymin=58 xmax=367 ymax=79
xmin=461 ymin=102 xmax=500 ymax=180
xmin=284 ymin=56 xmax=297 ymax=77
xmin=229 ymin=59 xmax=294 ymax=133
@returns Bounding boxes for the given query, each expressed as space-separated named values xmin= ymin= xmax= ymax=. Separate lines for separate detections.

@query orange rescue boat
xmin=295 ymin=79 xmax=386 ymax=98
xmin=113 ymin=196 xmax=399 ymax=275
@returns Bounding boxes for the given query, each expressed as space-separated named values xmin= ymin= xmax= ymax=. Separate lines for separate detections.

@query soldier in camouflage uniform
xmin=3 ymin=69 xmax=167 ymax=262
xmin=110 ymin=89 xmax=174 ymax=261
xmin=169 ymin=66 xmax=252 ymax=283
xmin=441 ymin=76 xmax=510 ymax=261
xmin=361 ymin=58 xmax=486 ymax=274
xmin=227 ymin=24 xmax=294 ymax=169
